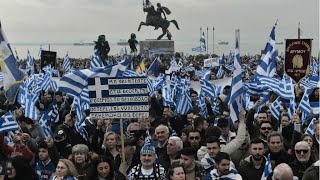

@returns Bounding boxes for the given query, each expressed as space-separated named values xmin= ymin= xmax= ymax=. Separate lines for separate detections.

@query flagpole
xmin=206 ymin=27 xmax=209 ymax=55
xmin=213 ymin=26 xmax=215 ymax=55
xmin=119 ymin=118 xmax=127 ymax=177
xmin=200 ymin=27 xmax=202 ymax=54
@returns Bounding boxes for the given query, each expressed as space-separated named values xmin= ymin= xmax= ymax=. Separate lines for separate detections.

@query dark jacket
xmin=238 ymin=155 xmax=266 ymax=180
xmin=302 ymin=160 xmax=320 ymax=180
xmin=289 ymin=158 xmax=314 ymax=180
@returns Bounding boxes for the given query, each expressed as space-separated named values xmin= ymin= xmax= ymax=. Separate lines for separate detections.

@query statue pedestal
xmin=139 ymin=39 xmax=174 ymax=55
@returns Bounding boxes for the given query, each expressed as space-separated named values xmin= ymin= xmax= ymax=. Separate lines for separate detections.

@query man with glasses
xmin=289 ymin=141 xmax=315 ymax=180
xmin=259 ymin=121 xmax=273 ymax=143
xmin=187 ymin=129 xmax=202 ymax=157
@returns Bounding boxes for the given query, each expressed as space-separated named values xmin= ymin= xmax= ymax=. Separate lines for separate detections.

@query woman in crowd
xmin=93 ymin=156 xmax=125 ymax=180
xmin=167 ymin=164 xmax=186 ymax=180
xmin=301 ymin=134 xmax=318 ymax=161
xmin=101 ymin=132 xmax=120 ymax=159
xmin=3 ymin=156 xmax=38 ymax=180
xmin=50 ymin=159 xmax=78 ymax=180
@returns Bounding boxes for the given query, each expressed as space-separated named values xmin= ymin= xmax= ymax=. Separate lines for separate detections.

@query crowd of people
xmin=0 ymin=52 xmax=319 ymax=180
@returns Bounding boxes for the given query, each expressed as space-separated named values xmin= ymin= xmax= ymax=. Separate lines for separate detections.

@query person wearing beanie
xmin=69 ymin=144 xmax=98 ymax=180
xmin=128 ymin=136 xmax=166 ymax=180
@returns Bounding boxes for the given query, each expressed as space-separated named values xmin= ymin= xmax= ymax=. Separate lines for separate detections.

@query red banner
xmin=284 ymin=39 xmax=312 ymax=83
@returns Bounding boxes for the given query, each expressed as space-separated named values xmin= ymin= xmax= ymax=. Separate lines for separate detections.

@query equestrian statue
xmin=138 ymin=0 xmax=180 ymax=40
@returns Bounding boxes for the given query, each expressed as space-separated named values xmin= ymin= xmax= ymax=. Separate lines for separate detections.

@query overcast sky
xmin=0 ymin=0 xmax=319 ymax=56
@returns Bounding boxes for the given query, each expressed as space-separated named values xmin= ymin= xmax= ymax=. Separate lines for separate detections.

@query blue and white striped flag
xmin=258 ymin=75 xmax=295 ymax=100
xmin=298 ymin=88 xmax=313 ymax=124
xmin=300 ymin=76 xmax=319 ymax=90
xmin=0 ymin=111 xmax=19 ymax=133
xmin=0 ymin=71 xmax=3 ymax=81
xmin=261 ymin=154 xmax=272 ymax=180
xmin=0 ymin=24 xmax=27 ymax=104
xmin=59 ymin=56 xmax=131 ymax=97
xmin=24 ymin=93 xmax=39 ymax=120
xmin=311 ymin=57 xmax=319 ymax=76
xmin=270 ymin=97 xmax=282 ymax=120
xmin=197 ymin=97 xmax=208 ymax=118
xmin=175 ymin=85 xmax=192 ymax=115
xmin=229 ymin=30 xmax=243 ymax=123
xmin=39 ymin=110 xmax=53 ymax=138
xmin=26 ymin=50 xmax=34 ymax=74
xmin=255 ymin=22 xmax=277 ymax=78
xmin=73 ymin=97 xmax=88 ymax=141
xmin=216 ymin=66 xmax=224 ymax=79
xmin=51 ymin=102 xmax=60 ymax=123
xmin=50 ymin=80 xmax=58 ymax=93
xmin=147 ymin=77 xmax=156 ymax=96
xmin=192 ymin=32 xmax=206 ymax=52
xmin=80 ymin=87 xmax=90 ymax=111
xmin=200 ymin=79 xmax=218 ymax=99
xmin=90 ymin=49 xmax=104 ymax=68
xmin=63 ymin=52 xmax=72 ymax=73
xmin=162 ymin=83 xmax=175 ymax=107
xmin=305 ymin=118 xmax=317 ymax=136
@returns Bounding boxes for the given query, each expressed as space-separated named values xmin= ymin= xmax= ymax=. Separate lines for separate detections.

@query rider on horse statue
xmin=139 ymin=0 xmax=180 ymax=40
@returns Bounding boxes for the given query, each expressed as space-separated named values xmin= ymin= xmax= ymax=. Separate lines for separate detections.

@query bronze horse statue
xmin=138 ymin=5 xmax=180 ymax=40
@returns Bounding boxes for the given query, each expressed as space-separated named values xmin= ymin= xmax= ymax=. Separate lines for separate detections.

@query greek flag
xmin=0 ymin=111 xmax=19 ymax=133
xmin=50 ymin=80 xmax=58 ymax=93
xmin=0 ymin=23 xmax=27 ymax=104
xmin=162 ymin=83 xmax=175 ymax=107
xmin=90 ymin=49 xmax=104 ymax=68
xmin=192 ymin=32 xmax=206 ymax=52
xmin=51 ymin=102 xmax=60 ymax=123
xmin=258 ymin=75 xmax=295 ymax=100
xmin=0 ymin=71 xmax=3 ymax=81
xmin=298 ymin=88 xmax=313 ymax=124
xmin=270 ymin=97 xmax=282 ymax=119
xmin=59 ymin=56 xmax=131 ymax=97
xmin=147 ymin=57 xmax=159 ymax=77
xmin=229 ymin=30 xmax=243 ymax=123
xmin=63 ymin=52 xmax=72 ymax=73
xmin=24 ymin=93 xmax=39 ymax=120
xmin=204 ymin=168 xmax=242 ymax=180
xmin=219 ymin=53 xmax=225 ymax=65
xmin=80 ymin=87 xmax=90 ymax=110
xmin=39 ymin=110 xmax=53 ymax=138
xmin=305 ymin=118 xmax=317 ymax=136
xmin=123 ymin=69 xmax=138 ymax=77
xmin=225 ymin=63 xmax=235 ymax=72
xmin=40 ymin=74 xmax=51 ymax=92
xmin=197 ymin=97 xmax=208 ymax=118
xmin=175 ymin=85 xmax=192 ymax=115
xmin=26 ymin=50 xmax=34 ymax=74
xmin=216 ymin=66 xmax=224 ymax=79
xmin=73 ymin=97 xmax=88 ymax=141
xmin=300 ymin=76 xmax=319 ymax=90
xmin=227 ymin=52 xmax=233 ymax=64
xmin=200 ymin=79 xmax=218 ymax=99
xmin=311 ymin=57 xmax=319 ymax=76
xmin=147 ymin=77 xmax=155 ymax=96
xmin=261 ymin=154 xmax=272 ymax=180
xmin=254 ymin=22 xmax=277 ymax=78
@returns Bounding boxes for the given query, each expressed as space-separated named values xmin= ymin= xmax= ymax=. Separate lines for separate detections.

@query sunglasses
xmin=295 ymin=149 xmax=309 ymax=154
xmin=260 ymin=127 xmax=272 ymax=131
xmin=189 ymin=136 xmax=200 ymax=140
